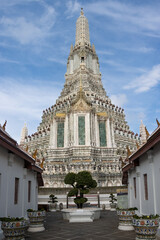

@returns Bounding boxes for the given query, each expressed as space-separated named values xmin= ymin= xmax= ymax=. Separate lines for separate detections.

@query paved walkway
xmin=26 ymin=210 xmax=136 ymax=240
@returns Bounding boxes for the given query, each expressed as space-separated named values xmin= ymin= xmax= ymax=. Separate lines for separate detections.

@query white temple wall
xmin=0 ymin=146 xmax=38 ymax=218
xmin=153 ymin=143 xmax=160 ymax=214
xmin=128 ymin=143 xmax=160 ymax=215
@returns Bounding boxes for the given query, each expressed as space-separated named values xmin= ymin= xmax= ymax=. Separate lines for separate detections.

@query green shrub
xmin=0 ymin=217 xmax=24 ymax=222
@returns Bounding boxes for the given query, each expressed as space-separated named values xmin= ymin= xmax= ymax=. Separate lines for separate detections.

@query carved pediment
xmin=71 ymin=98 xmax=91 ymax=112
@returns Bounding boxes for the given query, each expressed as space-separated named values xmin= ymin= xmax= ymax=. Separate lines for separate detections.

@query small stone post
xmin=97 ymin=192 xmax=100 ymax=208
xmin=66 ymin=192 xmax=68 ymax=209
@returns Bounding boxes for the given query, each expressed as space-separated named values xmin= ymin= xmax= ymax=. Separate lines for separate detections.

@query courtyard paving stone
xmin=2 ymin=210 xmax=159 ymax=240
xmin=25 ymin=210 xmax=136 ymax=240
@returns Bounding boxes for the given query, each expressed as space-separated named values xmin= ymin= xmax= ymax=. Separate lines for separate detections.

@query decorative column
xmin=147 ymin=150 xmax=157 ymax=214
xmin=111 ymin=120 xmax=116 ymax=147
xmin=91 ymin=113 xmax=96 ymax=146
xmin=136 ymin=167 xmax=142 ymax=214
xmin=73 ymin=113 xmax=78 ymax=146
xmin=53 ymin=119 xmax=57 ymax=148
xmin=85 ymin=112 xmax=90 ymax=146
xmin=106 ymin=118 xmax=112 ymax=148
xmin=49 ymin=121 xmax=54 ymax=147
xmin=90 ymin=112 xmax=93 ymax=146
xmin=95 ymin=114 xmax=99 ymax=147
xmin=64 ymin=115 xmax=68 ymax=147
xmin=70 ymin=113 xmax=74 ymax=146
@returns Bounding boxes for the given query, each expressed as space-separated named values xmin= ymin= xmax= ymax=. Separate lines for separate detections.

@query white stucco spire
xmin=20 ymin=123 xmax=28 ymax=145
xmin=70 ymin=44 xmax=73 ymax=54
xmin=75 ymin=8 xmax=90 ymax=46
xmin=140 ymin=120 xmax=147 ymax=144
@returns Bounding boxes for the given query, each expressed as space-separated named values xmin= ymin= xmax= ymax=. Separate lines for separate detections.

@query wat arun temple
xmin=20 ymin=10 xmax=142 ymax=193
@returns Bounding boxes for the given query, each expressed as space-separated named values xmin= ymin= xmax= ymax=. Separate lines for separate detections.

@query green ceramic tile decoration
xmin=78 ymin=116 xmax=85 ymax=145
xmin=99 ymin=121 xmax=106 ymax=146
xmin=57 ymin=122 xmax=64 ymax=147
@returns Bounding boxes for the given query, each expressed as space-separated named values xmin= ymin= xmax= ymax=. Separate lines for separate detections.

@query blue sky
xmin=0 ymin=0 xmax=160 ymax=142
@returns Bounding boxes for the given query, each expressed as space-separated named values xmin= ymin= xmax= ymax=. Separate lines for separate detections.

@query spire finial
xmin=126 ymin=145 xmax=131 ymax=157
xmin=136 ymin=142 xmax=140 ymax=149
xmin=40 ymin=157 xmax=45 ymax=169
xmin=156 ymin=118 xmax=160 ymax=127
xmin=145 ymin=127 xmax=150 ymax=139
xmin=32 ymin=149 xmax=38 ymax=160
xmin=2 ymin=120 xmax=7 ymax=131
xmin=81 ymin=8 xmax=84 ymax=15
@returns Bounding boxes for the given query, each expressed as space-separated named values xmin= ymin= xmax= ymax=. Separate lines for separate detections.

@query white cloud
xmin=0 ymin=76 xmax=62 ymax=142
xmin=65 ymin=0 xmax=81 ymax=18
xmin=110 ymin=94 xmax=127 ymax=107
xmin=97 ymin=50 xmax=114 ymax=55
xmin=137 ymin=111 xmax=146 ymax=122
xmin=0 ymin=2 xmax=56 ymax=44
xmin=102 ymin=59 xmax=146 ymax=74
xmin=48 ymin=57 xmax=66 ymax=65
xmin=0 ymin=0 xmax=27 ymax=9
xmin=124 ymin=64 xmax=160 ymax=93
xmin=120 ymin=46 xmax=154 ymax=53
xmin=86 ymin=1 xmax=160 ymax=37
xmin=0 ymin=56 xmax=20 ymax=64
xmin=0 ymin=77 xmax=61 ymax=119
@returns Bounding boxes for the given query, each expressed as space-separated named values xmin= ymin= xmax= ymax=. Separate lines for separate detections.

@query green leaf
xmin=64 ymin=172 xmax=76 ymax=185
xmin=68 ymin=188 xmax=78 ymax=197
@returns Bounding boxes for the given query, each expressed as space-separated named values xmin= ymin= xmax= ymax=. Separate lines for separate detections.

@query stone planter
xmin=110 ymin=203 xmax=116 ymax=211
xmin=132 ymin=217 xmax=159 ymax=240
xmin=62 ymin=208 xmax=101 ymax=223
xmin=1 ymin=219 xmax=28 ymax=240
xmin=27 ymin=210 xmax=46 ymax=232
xmin=49 ymin=203 xmax=57 ymax=212
xmin=117 ymin=209 xmax=136 ymax=231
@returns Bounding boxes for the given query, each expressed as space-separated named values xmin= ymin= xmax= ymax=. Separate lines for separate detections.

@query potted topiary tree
xmin=48 ymin=194 xmax=58 ymax=211
xmin=0 ymin=217 xmax=28 ymax=239
xmin=64 ymin=171 xmax=97 ymax=209
xmin=109 ymin=193 xmax=117 ymax=211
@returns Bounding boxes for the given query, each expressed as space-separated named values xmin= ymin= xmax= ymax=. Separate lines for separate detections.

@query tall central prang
xmin=60 ymin=8 xmax=106 ymax=100
xmin=20 ymin=9 xmax=140 ymax=195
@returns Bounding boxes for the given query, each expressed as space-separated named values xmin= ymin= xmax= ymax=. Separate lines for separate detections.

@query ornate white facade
xmin=21 ymin=10 xmax=140 ymax=189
